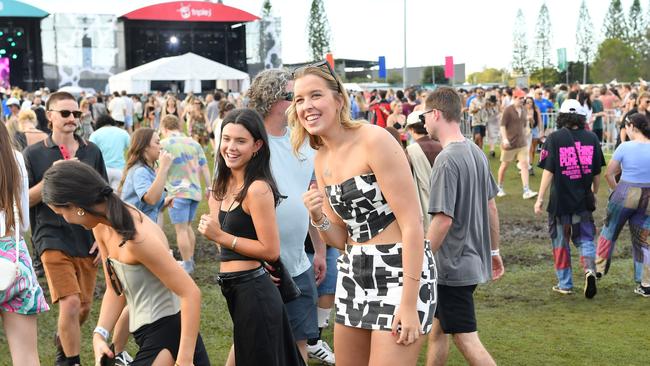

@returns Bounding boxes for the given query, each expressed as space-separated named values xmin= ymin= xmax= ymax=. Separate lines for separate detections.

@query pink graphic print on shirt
xmin=559 ymin=142 xmax=593 ymax=180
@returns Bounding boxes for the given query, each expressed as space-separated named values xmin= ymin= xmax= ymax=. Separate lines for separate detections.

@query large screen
xmin=0 ymin=57 xmax=9 ymax=89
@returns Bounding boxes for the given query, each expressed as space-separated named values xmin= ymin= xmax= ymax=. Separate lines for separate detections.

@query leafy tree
xmin=511 ymin=9 xmax=529 ymax=74
xmin=576 ymin=0 xmax=595 ymax=84
xmin=422 ymin=66 xmax=449 ymax=85
xmin=603 ymin=0 xmax=627 ymax=39
xmin=559 ymin=61 xmax=593 ymax=85
xmin=627 ymin=0 xmax=645 ymax=50
xmin=466 ymin=68 xmax=508 ymax=84
xmin=529 ymin=67 xmax=560 ymax=86
xmin=307 ymin=0 xmax=331 ymax=61
xmin=591 ymin=38 xmax=640 ymax=82
xmin=387 ymin=71 xmax=403 ymax=85
xmin=533 ymin=3 xmax=553 ymax=78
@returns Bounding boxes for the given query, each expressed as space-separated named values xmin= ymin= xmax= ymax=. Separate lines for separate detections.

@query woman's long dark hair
xmin=525 ymin=97 xmax=541 ymax=129
xmin=118 ymin=128 xmax=156 ymax=193
xmin=0 ymin=122 xmax=22 ymax=231
xmin=212 ymin=108 xmax=282 ymax=206
xmin=42 ymin=161 xmax=139 ymax=241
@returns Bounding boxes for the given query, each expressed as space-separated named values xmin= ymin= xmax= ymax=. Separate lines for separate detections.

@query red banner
xmin=122 ymin=1 xmax=259 ymax=22
xmin=444 ymin=56 xmax=454 ymax=79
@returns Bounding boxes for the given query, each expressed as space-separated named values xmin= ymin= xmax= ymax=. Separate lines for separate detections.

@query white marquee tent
xmin=108 ymin=52 xmax=250 ymax=94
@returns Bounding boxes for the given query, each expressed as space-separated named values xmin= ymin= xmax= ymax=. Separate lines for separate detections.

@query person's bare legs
xmin=224 ymin=345 xmax=235 ymax=366
xmin=151 ymin=349 xmax=174 ymax=366
xmin=296 ymin=340 xmax=308 ymax=364
xmin=518 ymin=158 xmax=531 ymax=190
xmin=58 ymin=294 xmax=82 ymax=357
xmin=452 ymin=332 xmax=496 ymax=366
xmin=2 ymin=312 xmax=40 ymax=365
xmin=368 ymin=330 xmax=425 ymax=366
xmin=113 ymin=307 xmax=130 ymax=354
xmin=174 ymin=223 xmax=193 ymax=261
xmin=333 ymin=324 xmax=371 ymax=366
xmin=188 ymin=223 xmax=196 ymax=259
xmin=497 ymin=161 xmax=510 ymax=187
xmin=426 ymin=319 xmax=450 ymax=366
xmin=529 ymin=138 xmax=539 ymax=166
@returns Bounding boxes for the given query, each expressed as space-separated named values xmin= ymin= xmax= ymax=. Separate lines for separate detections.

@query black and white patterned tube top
xmin=325 ymin=173 xmax=396 ymax=243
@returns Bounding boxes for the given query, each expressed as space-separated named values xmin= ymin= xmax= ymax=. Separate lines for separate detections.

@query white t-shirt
xmin=108 ymin=97 xmax=127 ymax=122
xmin=0 ymin=150 xmax=30 ymax=237
xmin=268 ymin=129 xmax=315 ymax=277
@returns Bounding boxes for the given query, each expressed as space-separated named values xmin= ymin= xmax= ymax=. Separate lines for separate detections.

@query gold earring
xmin=77 ymin=209 xmax=85 ymax=216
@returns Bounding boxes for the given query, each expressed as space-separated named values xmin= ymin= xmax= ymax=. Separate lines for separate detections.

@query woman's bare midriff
xmin=219 ymin=259 xmax=262 ymax=273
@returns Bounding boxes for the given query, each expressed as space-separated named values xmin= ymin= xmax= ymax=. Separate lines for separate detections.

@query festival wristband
xmin=491 ymin=249 xmax=500 ymax=256
xmin=93 ymin=326 xmax=109 ymax=340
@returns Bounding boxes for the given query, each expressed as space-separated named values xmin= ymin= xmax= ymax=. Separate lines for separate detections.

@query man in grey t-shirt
xmin=422 ymin=87 xmax=504 ymax=366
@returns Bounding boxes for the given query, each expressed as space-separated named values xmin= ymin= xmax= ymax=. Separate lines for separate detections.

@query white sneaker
xmin=497 ymin=187 xmax=506 ymax=197
xmin=522 ymin=190 xmax=538 ymax=200
xmin=115 ymin=351 xmax=134 ymax=366
xmin=307 ymin=340 xmax=335 ymax=364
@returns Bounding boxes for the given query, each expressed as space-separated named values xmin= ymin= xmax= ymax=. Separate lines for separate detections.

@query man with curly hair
xmin=222 ymin=69 xmax=330 ymax=365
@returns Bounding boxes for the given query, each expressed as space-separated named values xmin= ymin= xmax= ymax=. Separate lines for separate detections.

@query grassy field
xmin=2 ymin=146 xmax=649 ymax=365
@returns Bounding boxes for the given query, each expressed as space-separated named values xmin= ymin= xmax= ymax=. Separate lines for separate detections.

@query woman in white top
xmin=0 ymin=122 xmax=49 ymax=365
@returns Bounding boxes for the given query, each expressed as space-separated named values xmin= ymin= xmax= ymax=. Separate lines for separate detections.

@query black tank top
xmin=218 ymin=204 xmax=259 ymax=262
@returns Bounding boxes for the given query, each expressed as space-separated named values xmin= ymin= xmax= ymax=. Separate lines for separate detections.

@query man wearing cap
xmin=6 ymin=97 xmax=21 ymax=120
xmin=496 ymin=89 xmax=538 ymax=199
xmin=534 ymin=99 xmax=605 ymax=298
xmin=405 ymin=110 xmax=442 ymax=231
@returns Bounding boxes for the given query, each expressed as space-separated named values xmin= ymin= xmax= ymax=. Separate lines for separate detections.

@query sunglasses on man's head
xmin=293 ymin=60 xmax=342 ymax=93
xmin=49 ymin=109 xmax=82 ymax=118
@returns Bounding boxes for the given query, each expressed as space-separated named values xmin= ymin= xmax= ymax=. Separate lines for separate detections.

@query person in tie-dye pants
xmin=535 ymin=100 xmax=606 ymax=298
xmin=595 ymin=113 xmax=650 ymax=297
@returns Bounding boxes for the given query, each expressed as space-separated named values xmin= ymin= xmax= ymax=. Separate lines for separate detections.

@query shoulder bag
xmin=0 ymin=201 xmax=21 ymax=291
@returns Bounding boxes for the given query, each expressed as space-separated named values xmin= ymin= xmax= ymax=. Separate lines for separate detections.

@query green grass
xmin=2 ymin=146 xmax=649 ymax=365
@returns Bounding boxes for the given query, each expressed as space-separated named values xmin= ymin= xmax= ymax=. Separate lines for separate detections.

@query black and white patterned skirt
xmin=334 ymin=241 xmax=437 ymax=333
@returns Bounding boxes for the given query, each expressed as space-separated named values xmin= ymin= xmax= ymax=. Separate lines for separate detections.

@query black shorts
xmin=434 ymin=284 xmax=477 ymax=334
xmin=473 ymin=125 xmax=486 ymax=137
xmin=131 ymin=312 xmax=210 ymax=366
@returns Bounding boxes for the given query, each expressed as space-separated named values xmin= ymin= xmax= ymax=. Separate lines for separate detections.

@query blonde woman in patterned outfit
xmin=291 ymin=61 xmax=437 ymax=366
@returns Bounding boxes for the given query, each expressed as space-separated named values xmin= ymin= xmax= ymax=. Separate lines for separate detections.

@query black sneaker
xmin=634 ymin=285 xmax=650 ymax=297
xmin=584 ymin=271 xmax=597 ymax=299
xmin=490 ymin=150 xmax=496 ymax=158
xmin=54 ymin=333 xmax=66 ymax=366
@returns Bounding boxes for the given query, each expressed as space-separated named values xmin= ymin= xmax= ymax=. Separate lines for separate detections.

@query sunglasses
xmin=293 ymin=60 xmax=342 ymax=93
xmin=105 ymin=258 xmax=124 ymax=296
xmin=419 ymin=109 xmax=435 ymax=123
xmin=49 ymin=109 xmax=82 ymax=118
xmin=281 ymin=91 xmax=294 ymax=101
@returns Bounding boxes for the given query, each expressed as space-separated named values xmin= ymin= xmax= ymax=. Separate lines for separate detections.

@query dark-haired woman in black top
xmin=198 ymin=108 xmax=303 ymax=366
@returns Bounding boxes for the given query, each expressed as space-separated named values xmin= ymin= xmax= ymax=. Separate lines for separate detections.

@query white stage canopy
xmin=108 ymin=52 xmax=250 ymax=94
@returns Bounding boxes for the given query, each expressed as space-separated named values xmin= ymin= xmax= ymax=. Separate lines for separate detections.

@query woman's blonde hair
xmin=17 ymin=109 xmax=37 ymax=130
xmin=287 ymin=64 xmax=362 ymax=155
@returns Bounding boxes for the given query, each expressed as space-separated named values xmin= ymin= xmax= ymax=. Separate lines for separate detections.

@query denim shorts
xmin=168 ymin=198 xmax=199 ymax=224
xmin=284 ymin=267 xmax=319 ymax=341
xmin=307 ymin=246 xmax=340 ymax=296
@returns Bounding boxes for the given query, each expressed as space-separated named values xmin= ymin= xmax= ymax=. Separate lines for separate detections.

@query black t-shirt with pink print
xmin=538 ymin=128 xmax=606 ymax=216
